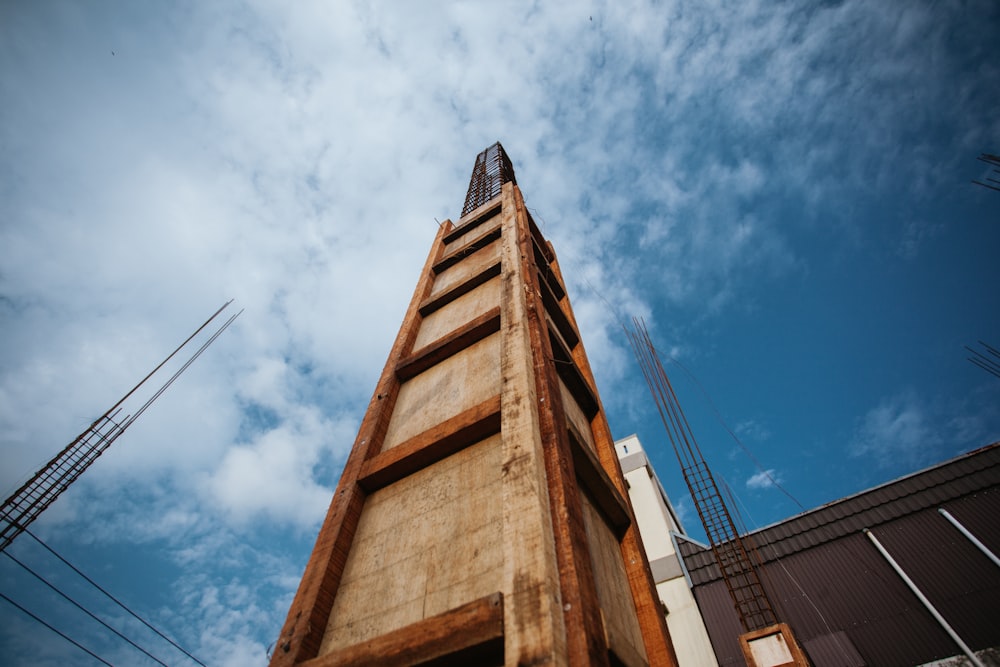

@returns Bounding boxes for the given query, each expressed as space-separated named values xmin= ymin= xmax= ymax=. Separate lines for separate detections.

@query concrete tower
xmin=270 ymin=143 xmax=678 ymax=667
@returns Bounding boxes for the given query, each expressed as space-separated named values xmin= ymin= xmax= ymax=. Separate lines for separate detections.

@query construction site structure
xmin=270 ymin=143 xmax=678 ymax=667
xmin=0 ymin=301 xmax=241 ymax=555
xmin=626 ymin=320 xmax=808 ymax=667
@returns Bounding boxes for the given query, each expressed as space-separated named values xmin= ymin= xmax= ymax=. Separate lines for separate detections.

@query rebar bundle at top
xmin=462 ymin=141 xmax=517 ymax=216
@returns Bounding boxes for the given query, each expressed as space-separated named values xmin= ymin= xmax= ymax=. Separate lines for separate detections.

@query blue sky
xmin=1 ymin=1 xmax=999 ymax=665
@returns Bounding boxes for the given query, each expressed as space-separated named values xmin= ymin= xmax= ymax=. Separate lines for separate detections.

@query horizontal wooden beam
xmin=444 ymin=200 xmax=501 ymax=244
xmin=532 ymin=238 xmax=565 ymax=301
xmin=358 ymin=395 xmax=502 ymax=492
xmin=300 ymin=592 xmax=504 ymax=667
xmin=396 ymin=308 xmax=501 ymax=381
xmin=434 ymin=227 xmax=501 ymax=274
xmin=419 ymin=263 xmax=501 ymax=317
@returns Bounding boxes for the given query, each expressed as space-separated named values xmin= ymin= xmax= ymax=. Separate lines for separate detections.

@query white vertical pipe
xmin=938 ymin=508 xmax=1000 ymax=569
xmin=864 ymin=529 xmax=986 ymax=667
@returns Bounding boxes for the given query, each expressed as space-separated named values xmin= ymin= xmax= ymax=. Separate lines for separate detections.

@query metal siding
xmin=692 ymin=582 xmax=745 ymax=666
xmin=803 ymin=631 xmax=865 ymax=667
xmin=875 ymin=498 xmax=1000 ymax=652
xmin=679 ymin=444 xmax=1000 ymax=666
xmin=946 ymin=488 xmax=1000 ymax=554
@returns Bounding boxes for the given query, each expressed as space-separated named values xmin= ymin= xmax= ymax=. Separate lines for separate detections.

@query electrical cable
xmin=4 ymin=550 xmax=171 ymax=666
xmin=579 ymin=270 xmax=806 ymax=511
xmin=666 ymin=354 xmax=805 ymax=511
xmin=25 ymin=529 xmax=207 ymax=667
xmin=0 ymin=589 xmax=114 ymax=667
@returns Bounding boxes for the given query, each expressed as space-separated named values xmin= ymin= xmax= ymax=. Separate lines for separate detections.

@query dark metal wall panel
xmin=679 ymin=443 xmax=1000 ymax=586
xmin=690 ymin=583 xmax=745 ymax=666
xmin=693 ymin=534 xmax=961 ymax=666
xmin=944 ymin=487 xmax=1000 ymax=554
xmin=874 ymin=498 xmax=1000 ymax=652
xmin=679 ymin=444 xmax=1000 ymax=666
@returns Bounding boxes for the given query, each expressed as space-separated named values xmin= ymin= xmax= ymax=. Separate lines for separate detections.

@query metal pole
xmin=864 ymin=529 xmax=986 ymax=667
xmin=938 ymin=508 xmax=1000 ymax=569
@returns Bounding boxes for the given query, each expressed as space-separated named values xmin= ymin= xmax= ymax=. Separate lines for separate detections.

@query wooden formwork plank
xmin=509 ymin=183 xmax=610 ymax=666
xmin=444 ymin=199 xmax=501 ymax=244
xmin=498 ymin=183 xmax=568 ymax=666
xmin=301 ymin=593 xmax=504 ymax=667
xmin=566 ymin=423 xmax=631 ymax=537
xmin=434 ymin=226 xmax=502 ymax=274
xmin=396 ymin=307 xmax=501 ymax=381
xmin=419 ymin=263 xmax=501 ymax=317
xmin=268 ymin=222 xmax=451 ymax=667
xmin=548 ymin=255 xmax=680 ymax=667
xmin=357 ymin=395 xmax=501 ymax=492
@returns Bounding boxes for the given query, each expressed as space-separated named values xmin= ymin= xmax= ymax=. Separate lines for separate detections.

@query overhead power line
xmin=22 ymin=529 xmax=208 ymax=667
xmin=966 ymin=340 xmax=1000 ymax=380
xmin=0 ymin=300 xmax=242 ymax=554
xmin=3 ymin=551 xmax=171 ymax=666
xmin=0 ymin=589 xmax=114 ymax=667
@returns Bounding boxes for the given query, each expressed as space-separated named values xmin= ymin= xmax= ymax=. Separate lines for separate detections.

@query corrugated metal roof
xmin=678 ymin=442 xmax=1000 ymax=584
xmin=676 ymin=443 xmax=1000 ymax=667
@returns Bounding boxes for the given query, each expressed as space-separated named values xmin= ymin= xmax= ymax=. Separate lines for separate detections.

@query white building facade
xmin=615 ymin=434 xmax=719 ymax=667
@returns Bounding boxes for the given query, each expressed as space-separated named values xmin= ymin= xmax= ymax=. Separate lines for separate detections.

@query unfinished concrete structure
xmin=269 ymin=143 xmax=677 ymax=667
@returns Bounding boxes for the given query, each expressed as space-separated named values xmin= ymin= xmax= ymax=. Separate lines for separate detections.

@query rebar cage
xmin=462 ymin=141 xmax=517 ymax=217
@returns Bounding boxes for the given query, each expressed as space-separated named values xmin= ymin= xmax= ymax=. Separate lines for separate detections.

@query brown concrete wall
xmin=429 ymin=238 xmax=500 ymax=300
xmin=381 ymin=332 xmax=500 ymax=450
xmin=413 ymin=276 xmax=501 ymax=350
xmin=319 ymin=434 xmax=503 ymax=654
xmin=580 ymin=492 xmax=649 ymax=665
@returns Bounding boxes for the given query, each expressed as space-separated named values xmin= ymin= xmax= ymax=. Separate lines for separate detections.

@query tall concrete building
xmin=269 ymin=143 xmax=677 ymax=667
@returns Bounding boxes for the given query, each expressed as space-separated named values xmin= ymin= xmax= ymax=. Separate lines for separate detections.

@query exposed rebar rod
xmin=0 ymin=302 xmax=240 ymax=554
xmin=972 ymin=153 xmax=1000 ymax=192
xmin=626 ymin=317 xmax=778 ymax=632
xmin=966 ymin=341 xmax=1000 ymax=380
xmin=461 ymin=142 xmax=517 ymax=216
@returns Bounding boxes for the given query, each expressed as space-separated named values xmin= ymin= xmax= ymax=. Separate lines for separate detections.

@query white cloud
xmin=735 ymin=420 xmax=772 ymax=443
xmin=849 ymin=391 xmax=943 ymax=469
xmin=204 ymin=407 xmax=356 ymax=527
xmin=746 ymin=469 xmax=782 ymax=490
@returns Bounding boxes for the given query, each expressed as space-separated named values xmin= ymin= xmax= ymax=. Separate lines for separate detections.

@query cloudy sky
xmin=2 ymin=1 xmax=999 ymax=664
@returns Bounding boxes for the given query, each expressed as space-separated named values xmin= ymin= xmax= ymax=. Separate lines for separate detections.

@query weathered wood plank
xmin=419 ymin=262 xmax=501 ymax=317
xmin=538 ymin=269 xmax=577 ymax=349
xmin=510 ymin=183 xmax=610 ymax=666
xmin=566 ymin=423 xmax=631 ymax=538
xmin=498 ymin=182 xmax=568 ymax=666
xmin=396 ymin=307 xmax=501 ymax=381
xmin=444 ymin=199 xmax=501 ymax=244
xmin=551 ymin=253 xmax=680 ymax=667
xmin=434 ymin=226 xmax=501 ymax=274
xmin=358 ymin=395 xmax=501 ymax=492
xmin=302 ymin=593 xmax=504 ymax=667
xmin=548 ymin=327 xmax=598 ymax=418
